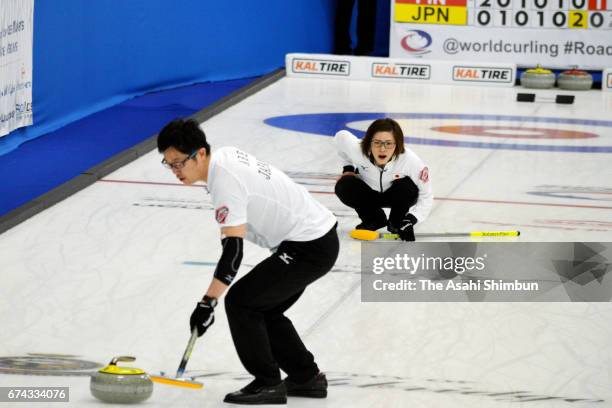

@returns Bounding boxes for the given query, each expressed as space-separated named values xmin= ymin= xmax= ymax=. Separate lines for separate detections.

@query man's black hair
xmin=157 ymin=118 xmax=211 ymax=155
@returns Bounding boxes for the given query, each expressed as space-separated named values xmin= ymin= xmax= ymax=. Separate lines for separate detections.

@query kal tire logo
xmin=452 ymin=66 xmax=513 ymax=83
xmin=371 ymin=63 xmax=430 ymax=80
xmin=400 ymin=30 xmax=432 ymax=55
xmin=291 ymin=58 xmax=350 ymax=76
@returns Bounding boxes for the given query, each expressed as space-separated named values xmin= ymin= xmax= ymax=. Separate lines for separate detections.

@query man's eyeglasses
xmin=372 ymin=140 xmax=396 ymax=149
xmin=161 ymin=151 xmax=197 ymax=170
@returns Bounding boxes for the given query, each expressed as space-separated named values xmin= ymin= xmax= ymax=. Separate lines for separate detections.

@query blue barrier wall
xmin=1 ymin=0 xmax=341 ymax=154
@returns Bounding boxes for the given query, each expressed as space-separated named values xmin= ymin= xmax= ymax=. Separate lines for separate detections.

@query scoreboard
xmin=395 ymin=0 xmax=612 ymax=29
xmin=390 ymin=0 xmax=612 ymax=68
xmin=471 ymin=0 xmax=610 ymax=29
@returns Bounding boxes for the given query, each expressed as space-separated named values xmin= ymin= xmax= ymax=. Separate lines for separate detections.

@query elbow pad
xmin=214 ymin=237 xmax=243 ymax=285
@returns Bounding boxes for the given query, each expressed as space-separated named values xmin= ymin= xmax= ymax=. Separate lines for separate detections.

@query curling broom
xmin=150 ymin=329 xmax=203 ymax=389
xmin=350 ymin=229 xmax=520 ymax=241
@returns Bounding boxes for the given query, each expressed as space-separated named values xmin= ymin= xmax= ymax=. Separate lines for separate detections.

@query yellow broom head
xmin=150 ymin=375 xmax=203 ymax=389
xmin=349 ymin=229 xmax=379 ymax=241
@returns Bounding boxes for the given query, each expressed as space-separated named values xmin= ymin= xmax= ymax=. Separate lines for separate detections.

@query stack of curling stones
xmin=557 ymin=68 xmax=593 ymax=90
xmin=520 ymin=65 xmax=556 ymax=89
xmin=90 ymin=356 xmax=153 ymax=403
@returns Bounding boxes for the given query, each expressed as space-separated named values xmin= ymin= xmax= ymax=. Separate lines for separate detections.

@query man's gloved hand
xmin=189 ymin=295 xmax=217 ymax=337
xmin=397 ymin=213 xmax=418 ymax=242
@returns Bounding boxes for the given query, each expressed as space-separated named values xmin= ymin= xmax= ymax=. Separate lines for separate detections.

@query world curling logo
xmin=400 ymin=30 xmax=432 ymax=55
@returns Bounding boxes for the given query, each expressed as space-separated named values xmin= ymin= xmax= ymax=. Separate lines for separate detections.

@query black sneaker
xmin=355 ymin=208 xmax=387 ymax=231
xmin=284 ymin=372 xmax=327 ymax=398
xmin=387 ymin=220 xmax=399 ymax=234
xmin=355 ymin=219 xmax=387 ymax=232
xmin=223 ymin=380 xmax=287 ymax=405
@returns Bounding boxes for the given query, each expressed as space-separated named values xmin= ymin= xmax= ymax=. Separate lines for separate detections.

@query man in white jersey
xmin=157 ymin=119 xmax=338 ymax=405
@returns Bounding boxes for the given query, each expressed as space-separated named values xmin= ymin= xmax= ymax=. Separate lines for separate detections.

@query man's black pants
xmin=224 ymin=225 xmax=339 ymax=386
xmin=335 ymin=175 xmax=419 ymax=227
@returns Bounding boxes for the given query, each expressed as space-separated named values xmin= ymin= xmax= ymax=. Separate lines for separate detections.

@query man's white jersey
xmin=335 ymin=130 xmax=433 ymax=223
xmin=207 ymin=147 xmax=337 ymax=249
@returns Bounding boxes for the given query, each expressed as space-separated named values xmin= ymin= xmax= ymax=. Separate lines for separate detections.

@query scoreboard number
xmin=396 ymin=0 xmax=611 ymax=29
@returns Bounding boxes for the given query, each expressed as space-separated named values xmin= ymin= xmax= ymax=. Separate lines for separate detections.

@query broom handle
xmin=381 ymin=231 xmax=521 ymax=240
xmin=176 ymin=329 xmax=199 ymax=378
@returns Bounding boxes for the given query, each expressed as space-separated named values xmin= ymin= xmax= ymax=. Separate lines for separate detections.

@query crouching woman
xmin=334 ymin=118 xmax=433 ymax=241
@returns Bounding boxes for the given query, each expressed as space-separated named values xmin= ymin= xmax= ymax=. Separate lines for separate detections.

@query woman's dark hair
xmin=157 ymin=118 xmax=211 ymax=155
xmin=360 ymin=118 xmax=405 ymax=159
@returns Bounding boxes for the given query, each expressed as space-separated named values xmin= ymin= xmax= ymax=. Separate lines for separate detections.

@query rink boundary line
xmin=434 ymin=196 xmax=612 ymax=210
xmin=98 ymin=178 xmax=612 ymax=210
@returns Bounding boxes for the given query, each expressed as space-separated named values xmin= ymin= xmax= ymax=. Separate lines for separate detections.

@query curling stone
xmin=557 ymin=68 xmax=593 ymax=90
xmin=520 ymin=65 xmax=555 ymax=89
xmin=90 ymin=356 xmax=153 ymax=404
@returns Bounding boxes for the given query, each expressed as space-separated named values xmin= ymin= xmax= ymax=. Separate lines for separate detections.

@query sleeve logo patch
xmin=419 ymin=167 xmax=429 ymax=183
xmin=215 ymin=206 xmax=229 ymax=224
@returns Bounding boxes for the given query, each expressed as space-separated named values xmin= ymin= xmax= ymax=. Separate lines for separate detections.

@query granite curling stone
xmin=557 ymin=68 xmax=593 ymax=90
xmin=90 ymin=356 xmax=153 ymax=403
xmin=520 ymin=65 xmax=556 ymax=89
